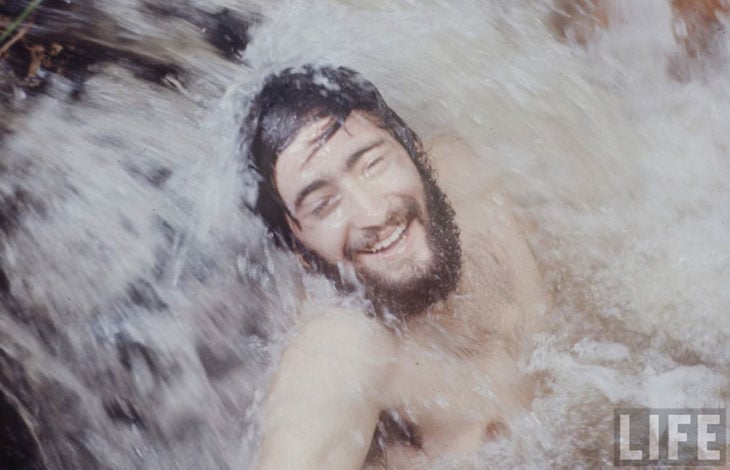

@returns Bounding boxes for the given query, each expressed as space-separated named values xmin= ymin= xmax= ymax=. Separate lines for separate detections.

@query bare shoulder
xmin=428 ymin=134 xmax=476 ymax=158
xmin=427 ymin=134 xmax=481 ymax=180
xmin=427 ymin=136 xmax=545 ymax=320
xmin=291 ymin=306 xmax=396 ymax=363
xmin=426 ymin=134 xmax=536 ymax=238
xmin=426 ymin=134 xmax=494 ymax=205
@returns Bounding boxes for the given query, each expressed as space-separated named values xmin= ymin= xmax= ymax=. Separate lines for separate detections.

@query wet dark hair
xmin=243 ymin=65 xmax=436 ymax=250
xmin=243 ymin=64 xmax=462 ymax=317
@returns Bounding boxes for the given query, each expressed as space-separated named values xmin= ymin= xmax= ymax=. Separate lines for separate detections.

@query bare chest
xmin=382 ymin=329 xmax=533 ymax=460
xmin=380 ymin=241 xmax=540 ymax=457
xmin=375 ymin=188 xmax=547 ymax=460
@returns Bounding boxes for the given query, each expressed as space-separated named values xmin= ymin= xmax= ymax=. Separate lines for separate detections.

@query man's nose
xmin=344 ymin=181 xmax=388 ymax=229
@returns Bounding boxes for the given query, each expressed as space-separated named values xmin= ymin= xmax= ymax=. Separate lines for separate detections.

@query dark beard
xmin=301 ymin=173 xmax=462 ymax=319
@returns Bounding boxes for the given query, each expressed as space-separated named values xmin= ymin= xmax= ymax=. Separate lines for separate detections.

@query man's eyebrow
xmin=345 ymin=139 xmax=384 ymax=171
xmin=299 ymin=119 xmax=343 ymax=171
xmin=294 ymin=179 xmax=329 ymax=211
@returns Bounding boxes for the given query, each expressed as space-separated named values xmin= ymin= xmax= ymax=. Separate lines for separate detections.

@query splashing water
xmin=0 ymin=0 xmax=728 ymax=468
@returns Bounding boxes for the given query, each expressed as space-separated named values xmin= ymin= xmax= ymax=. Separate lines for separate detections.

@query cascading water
xmin=0 ymin=0 xmax=728 ymax=468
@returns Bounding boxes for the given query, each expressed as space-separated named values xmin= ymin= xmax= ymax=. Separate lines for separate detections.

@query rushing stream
xmin=0 ymin=0 xmax=728 ymax=468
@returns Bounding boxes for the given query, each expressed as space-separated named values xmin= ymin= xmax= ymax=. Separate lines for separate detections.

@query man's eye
xmin=310 ymin=196 xmax=335 ymax=216
xmin=364 ymin=156 xmax=386 ymax=175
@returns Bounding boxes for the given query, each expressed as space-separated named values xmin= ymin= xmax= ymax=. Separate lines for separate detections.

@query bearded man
xmin=244 ymin=65 xmax=548 ymax=469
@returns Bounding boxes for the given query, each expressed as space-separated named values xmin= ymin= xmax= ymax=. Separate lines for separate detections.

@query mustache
xmin=344 ymin=198 xmax=422 ymax=260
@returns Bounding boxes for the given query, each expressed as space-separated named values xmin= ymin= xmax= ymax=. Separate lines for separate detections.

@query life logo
xmin=614 ymin=408 xmax=726 ymax=466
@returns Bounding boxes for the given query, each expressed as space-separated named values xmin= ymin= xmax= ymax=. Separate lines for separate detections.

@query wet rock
xmin=0 ymin=388 xmax=43 ymax=470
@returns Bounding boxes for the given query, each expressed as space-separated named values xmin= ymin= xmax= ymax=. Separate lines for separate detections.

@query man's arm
xmin=256 ymin=307 xmax=395 ymax=470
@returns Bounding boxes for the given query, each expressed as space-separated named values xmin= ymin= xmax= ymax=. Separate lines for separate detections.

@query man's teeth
xmin=366 ymin=224 xmax=407 ymax=253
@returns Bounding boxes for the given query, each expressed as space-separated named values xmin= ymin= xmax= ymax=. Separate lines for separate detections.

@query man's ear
xmin=294 ymin=249 xmax=314 ymax=272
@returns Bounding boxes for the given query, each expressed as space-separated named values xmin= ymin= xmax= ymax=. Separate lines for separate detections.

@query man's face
xmin=274 ymin=111 xmax=461 ymax=315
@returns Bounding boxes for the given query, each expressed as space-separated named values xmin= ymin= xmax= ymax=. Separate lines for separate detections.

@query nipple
xmin=484 ymin=421 xmax=510 ymax=441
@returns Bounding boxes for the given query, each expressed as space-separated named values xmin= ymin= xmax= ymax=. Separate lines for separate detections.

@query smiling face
xmin=275 ymin=112 xmax=431 ymax=282
xmin=273 ymin=111 xmax=462 ymax=316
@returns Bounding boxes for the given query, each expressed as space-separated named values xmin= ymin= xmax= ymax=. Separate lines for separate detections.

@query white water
xmin=1 ymin=0 xmax=728 ymax=468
